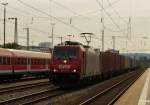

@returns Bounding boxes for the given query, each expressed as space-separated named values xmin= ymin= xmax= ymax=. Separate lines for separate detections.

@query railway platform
xmin=114 ymin=68 xmax=149 ymax=105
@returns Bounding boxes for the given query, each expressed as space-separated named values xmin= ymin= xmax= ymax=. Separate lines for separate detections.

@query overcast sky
xmin=0 ymin=0 xmax=150 ymax=52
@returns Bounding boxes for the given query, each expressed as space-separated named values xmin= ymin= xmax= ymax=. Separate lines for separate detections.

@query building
xmin=38 ymin=42 xmax=52 ymax=48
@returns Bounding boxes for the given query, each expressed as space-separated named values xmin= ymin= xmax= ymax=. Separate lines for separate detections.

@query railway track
xmin=0 ymin=87 xmax=64 ymax=105
xmin=79 ymin=70 xmax=144 ymax=105
xmin=0 ymin=77 xmax=47 ymax=84
xmin=0 ymin=70 xmax=144 ymax=105
xmin=0 ymin=81 xmax=49 ymax=95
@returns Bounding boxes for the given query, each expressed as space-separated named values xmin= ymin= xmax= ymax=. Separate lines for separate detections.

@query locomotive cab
xmin=50 ymin=45 xmax=85 ymax=85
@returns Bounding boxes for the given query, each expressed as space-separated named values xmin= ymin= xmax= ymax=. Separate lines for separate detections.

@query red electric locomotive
xmin=50 ymin=41 xmax=101 ymax=86
xmin=50 ymin=41 xmax=139 ymax=86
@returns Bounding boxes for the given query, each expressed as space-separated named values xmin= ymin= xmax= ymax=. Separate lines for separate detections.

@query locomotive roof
xmin=54 ymin=45 xmax=86 ymax=51
xmin=8 ymin=49 xmax=51 ymax=59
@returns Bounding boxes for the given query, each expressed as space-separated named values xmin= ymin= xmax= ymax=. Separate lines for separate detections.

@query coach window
xmin=19 ymin=58 xmax=21 ymax=65
xmin=24 ymin=58 xmax=27 ymax=64
xmin=42 ymin=59 xmax=44 ymax=64
xmin=3 ymin=57 xmax=6 ymax=65
xmin=33 ymin=59 xmax=35 ymax=65
xmin=32 ymin=59 xmax=33 ymax=65
xmin=7 ymin=57 xmax=10 ymax=65
xmin=34 ymin=59 xmax=36 ymax=65
xmin=21 ymin=58 xmax=23 ymax=64
xmin=33 ymin=58 xmax=36 ymax=65
xmin=36 ymin=59 xmax=38 ymax=64
xmin=37 ymin=59 xmax=40 ymax=64
xmin=41 ymin=59 xmax=43 ymax=64
xmin=16 ymin=58 xmax=18 ymax=65
xmin=21 ymin=58 xmax=23 ymax=65
xmin=34 ymin=59 xmax=36 ymax=64
xmin=17 ymin=58 xmax=20 ymax=65
xmin=31 ymin=59 xmax=33 ymax=65
xmin=21 ymin=58 xmax=24 ymax=65
xmin=17 ymin=58 xmax=19 ymax=65
xmin=37 ymin=59 xmax=38 ymax=64
xmin=0 ymin=57 xmax=2 ymax=65
xmin=35 ymin=59 xmax=38 ymax=65
xmin=24 ymin=58 xmax=26 ymax=64
xmin=39 ymin=59 xmax=41 ymax=64
xmin=32 ymin=59 xmax=34 ymax=65
xmin=22 ymin=58 xmax=25 ymax=64
xmin=48 ymin=60 xmax=51 ymax=64
xmin=20 ymin=58 xmax=22 ymax=65
xmin=35 ymin=59 xmax=37 ymax=64
xmin=43 ymin=59 xmax=45 ymax=64
xmin=40 ymin=59 xmax=43 ymax=64
xmin=38 ymin=59 xmax=40 ymax=64
xmin=2 ymin=57 xmax=4 ymax=65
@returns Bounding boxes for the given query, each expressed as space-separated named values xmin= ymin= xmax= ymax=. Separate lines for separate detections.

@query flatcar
xmin=0 ymin=48 xmax=51 ymax=81
xmin=50 ymin=41 xmax=139 ymax=86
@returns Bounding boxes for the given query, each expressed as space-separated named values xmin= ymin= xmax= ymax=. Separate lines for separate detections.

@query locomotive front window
xmin=54 ymin=48 xmax=78 ymax=59
xmin=67 ymin=49 xmax=77 ymax=59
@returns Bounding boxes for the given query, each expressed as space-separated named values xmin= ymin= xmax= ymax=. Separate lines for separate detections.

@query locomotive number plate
xmin=58 ymin=65 xmax=71 ymax=69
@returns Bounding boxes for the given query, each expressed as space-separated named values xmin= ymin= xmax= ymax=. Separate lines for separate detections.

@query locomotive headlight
xmin=63 ymin=60 xmax=67 ymax=63
xmin=73 ymin=69 xmax=77 ymax=72
xmin=53 ymin=69 xmax=57 ymax=72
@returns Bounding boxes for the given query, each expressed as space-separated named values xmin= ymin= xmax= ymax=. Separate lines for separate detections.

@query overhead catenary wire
xmin=6 ymin=20 xmax=70 ymax=43
xmin=0 ymin=0 xmax=134 ymax=49
xmin=6 ymin=18 xmax=75 ymax=44
xmin=8 ymin=5 xmax=39 ymax=17
xmin=6 ymin=19 xmax=51 ymax=35
xmin=11 ymin=0 xmax=128 ymax=33
xmin=96 ymin=0 xmax=123 ymax=32
xmin=72 ymin=0 xmax=122 ymax=18
xmin=52 ymin=0 xmax=77 ymax=15
xmin=17 ymin=0 xmax=83 ymax=33
xmin=52 ymin=0 xmax=99 ymax=23
xmin=106 ymin=0 xmax=128 ymax=24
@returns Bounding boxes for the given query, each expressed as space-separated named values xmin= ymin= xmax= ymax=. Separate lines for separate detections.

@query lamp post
xmin=57 ymin=36 xmax=63 ymax=44
xmin=112 ymin=36 xmax=116 ymax=50
xmin=24 ymin=28 xmax=30 ymax=50
xmin=1 ymin=2 xmax=8 ymax=47
xmin=8 ymin=17 xmax=18 ymax=45
xmin=51 ymin=23 xmax=55 ymax=49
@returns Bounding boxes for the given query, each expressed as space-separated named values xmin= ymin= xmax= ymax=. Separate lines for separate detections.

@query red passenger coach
xmin=9 ymin=49 xmax=51 ymax=77
xmin=0 ymin=48 xmax=51 ymax=81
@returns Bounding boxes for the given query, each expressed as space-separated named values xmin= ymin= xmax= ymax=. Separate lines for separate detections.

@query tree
xmin=3 ymin=43 xmax=20 ymax=49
